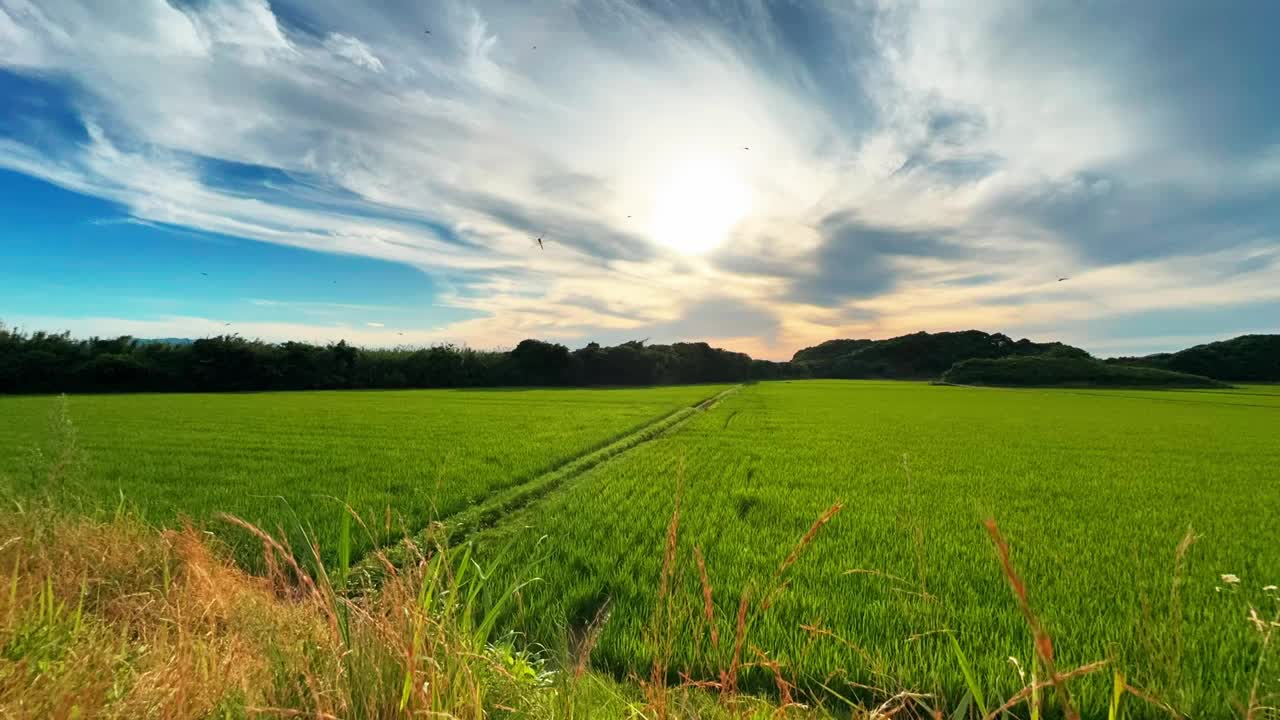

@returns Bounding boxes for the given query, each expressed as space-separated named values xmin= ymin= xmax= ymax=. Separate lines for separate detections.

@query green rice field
xmin=0 ymin=385 xmax=726 ymax=560
xmin=477 ymin=381 xmax=1280 ymax=715
xmin=2 ymin=380 xmax=1278 ymax=715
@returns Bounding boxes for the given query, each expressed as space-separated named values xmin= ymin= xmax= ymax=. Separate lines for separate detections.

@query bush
xmin=793 ymin=330 xmax=1091 ymax=379
xmin=941 ymin=355 xmax=1227 ymax=388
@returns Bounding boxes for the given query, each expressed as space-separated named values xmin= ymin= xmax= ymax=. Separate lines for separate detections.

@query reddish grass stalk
xmin=751 ymin=645 xmax=795 ymax=708
xmin=694 ymin=545 xmax=719 ymax=651
xmin=657 ymin=488 xmax=682 ymax=604
xmin=1122 ymin=682 xmax=1182 ymax=718
xmin=775 ymin=502 xmax=844 ymax=580
xmin=981 ymin=660 xmax=1108 ymax=720
xmin=574 ymin=599 xmax=612 ymax=680
xmin=245 ymin=707 xmax=341 ymax=719
xmin=762 ymin=502 xmax=843 ymax=612
xmin=218 ymin=514 xmax=340 ymax=636
xmin=647 ymin=479 xmax=684 ymax=719
xmin=984 ymin=518 xmax=1080 ymax=720
xmin=721 ymin=587 xmax=751 ymax=697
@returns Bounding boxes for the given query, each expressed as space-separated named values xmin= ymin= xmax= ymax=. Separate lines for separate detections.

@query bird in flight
xmin=1058 ymin=277 xmax=1069 ymax=282
xmin=424 ymin=29 xmax=431 ymax=35
xmin=743 ymin=147 xmax=750 ymax=150
xmin=536 ymin=237 xmax=544 ymax=250
xmin=224 ymin=322 xmax=231 ymax=326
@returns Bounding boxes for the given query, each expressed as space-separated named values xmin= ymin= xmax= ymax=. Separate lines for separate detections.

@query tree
xmin=511 ymin=339 xmax=572 ymax=386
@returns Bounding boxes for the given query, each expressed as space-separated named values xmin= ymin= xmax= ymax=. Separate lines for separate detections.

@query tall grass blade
xmin=337 ymin=481 xmax=352 ymax=591
xmin=1031 ymin=667 xmax=1040 ymax=720
xmin=950 ymin=688 xmax=973 ymax=720
xmin=1109 ymin=669 xmax=1125 ymax=720
xmin=950 ymin=633 xmax=989 ymax=718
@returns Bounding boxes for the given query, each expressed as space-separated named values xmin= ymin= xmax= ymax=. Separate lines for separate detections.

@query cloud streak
xmin=0 ymin=0 xmax=1277 ymax=357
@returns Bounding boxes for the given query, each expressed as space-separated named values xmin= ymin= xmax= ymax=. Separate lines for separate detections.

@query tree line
xmin=3 ymin=322 xmax=1272 ymax=394
xmin=1105 ymin=334 xmax=1280 ymax=382
xmin=0 ymin=324 xmax=790 ymax=393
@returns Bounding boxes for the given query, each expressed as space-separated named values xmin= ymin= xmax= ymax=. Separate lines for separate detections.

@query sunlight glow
xmin=649 ymin=159 xmax=751 ymax=254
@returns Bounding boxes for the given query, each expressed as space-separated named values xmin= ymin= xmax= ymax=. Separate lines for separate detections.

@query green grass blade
xmin=1109 ymin=668 xmax=1125 ymax=720
xmin=949 ymin=633 xmax=988 ymax=718
xmin=337 ymin=482 xmax=352 ymax=591
xmin=950 ymin=688 xmax=973 ymax=720
xmin=1031 ymin=667 xmax=1040 ymax=720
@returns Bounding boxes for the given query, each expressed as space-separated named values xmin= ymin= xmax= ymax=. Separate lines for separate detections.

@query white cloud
xmin=0 ymin=0 xmax=1276 ymax=358
xmin=324 ymin=32 xmax=383 ymax=72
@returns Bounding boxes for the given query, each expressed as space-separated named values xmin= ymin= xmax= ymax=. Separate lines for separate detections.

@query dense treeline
xmin=942 ymin=355 xmax=1226 ymax=388
xmin=1106 ymin=334 xmax=1280 ymax=381
xmin=0 ymin=323 xmax=786 ymax=393
xmin=791 ymin=330 xmax=1090 ymax=379
xmin=2 ymin=321 xmax=1274 ymax=393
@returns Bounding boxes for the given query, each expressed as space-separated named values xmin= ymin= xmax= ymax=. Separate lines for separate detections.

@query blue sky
xmin=1 ymin=0 xmax=1277 ymax=359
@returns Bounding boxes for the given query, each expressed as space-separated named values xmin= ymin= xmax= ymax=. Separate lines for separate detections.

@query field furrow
xmin=442 ymin=384 xmax=741 ymax=544
xmin=0 ymin=385 xmax=728 ymax=563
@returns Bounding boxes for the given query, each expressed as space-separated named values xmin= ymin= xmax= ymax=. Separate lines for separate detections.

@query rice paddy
xmin=2 ymin=380 xmax=1278 ymax=715
xmin=0 ymin=385 xmax=726 ymax=561
xmin=474 ymin=381 xmax=1280 ymax=715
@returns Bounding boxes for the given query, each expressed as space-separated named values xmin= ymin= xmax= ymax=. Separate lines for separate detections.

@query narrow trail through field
xmin=350 ymin=385 xmax=742 ymax=580
xmin=440 ymin=384 xmax=742 ymax=544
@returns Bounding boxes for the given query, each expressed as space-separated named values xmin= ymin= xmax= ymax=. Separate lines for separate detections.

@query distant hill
xmin=1107 ymin=334 xmax=1280 ymax=381
xmin=790 ymin=339 xmax=877 ymax=366
xmin=134 ymin=338 xmax=194 ymax=346
xmin=792 ymin=330 xmax=1089 ymax=380
xmin=943 ymin=355 xmax=1226 ymax=388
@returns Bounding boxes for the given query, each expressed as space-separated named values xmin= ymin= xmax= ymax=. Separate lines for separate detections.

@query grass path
xmin=353 ymin=385 xmax=741 ymax=581
xmin=440 ymin=385 xmax=740 ymax=543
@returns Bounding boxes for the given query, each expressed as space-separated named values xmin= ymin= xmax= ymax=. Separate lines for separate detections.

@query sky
xmin=1 ymin=0 xmax=1278 ymax=360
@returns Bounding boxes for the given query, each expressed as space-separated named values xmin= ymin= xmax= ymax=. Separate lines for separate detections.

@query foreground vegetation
xmin=0 ymin=386 xmax=723 ymax=564
xmin=10 ymin=501 xmax=1235 ymax=720
xmin=0 ymin=503 xmax=821 ymax=719
xmin=7 ymin=494 xmax=1277 ymax=718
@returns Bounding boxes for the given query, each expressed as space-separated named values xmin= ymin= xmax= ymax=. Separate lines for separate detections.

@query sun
xmin=649 ymin=159 xmax=751 ymax=255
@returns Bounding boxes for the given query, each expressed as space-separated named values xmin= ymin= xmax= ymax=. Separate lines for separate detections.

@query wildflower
xmin=1264 ymin=585 xmax=1278 ymax=592
xmin=1221 ymin=573 xmax=1240 ymax=585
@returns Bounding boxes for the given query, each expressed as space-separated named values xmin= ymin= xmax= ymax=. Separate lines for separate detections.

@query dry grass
xmin=0 ymin=502 xmax=838 ymax=720
xmin=0 ymin=509 xmax=324 ymax=719
xmin=0 ymin=503 xmax=567 ymax=720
